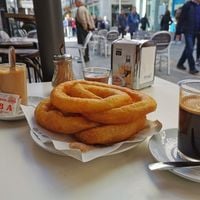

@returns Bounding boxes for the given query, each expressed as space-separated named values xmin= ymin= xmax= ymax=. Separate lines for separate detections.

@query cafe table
xmin=0 ymin=77 xmax=200 ymax=200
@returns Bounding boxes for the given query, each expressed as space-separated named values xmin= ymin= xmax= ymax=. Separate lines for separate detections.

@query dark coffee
xmin=178 ymin=95 xmax=200 ymax=160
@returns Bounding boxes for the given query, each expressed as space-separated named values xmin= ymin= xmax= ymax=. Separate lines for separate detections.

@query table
xmin=0 ymin=38 xmax=38 ymax=49
xmin=0 ymin=77 xmax=199 ymax=200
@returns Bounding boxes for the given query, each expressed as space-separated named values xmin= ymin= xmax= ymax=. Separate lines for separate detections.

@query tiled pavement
xmin=65 ymin=37 xmax=200 ymax=84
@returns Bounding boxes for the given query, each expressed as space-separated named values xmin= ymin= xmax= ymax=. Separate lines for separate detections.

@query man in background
xmin=127 ymin=6 xmax=140 ymax=39
xmin=117 ymin=10 xmax=127 ymax=38
xmin=75 ymin=0 xmax=95 ymax=62
xmin=176 ymin=0 xmax=200 ymax=74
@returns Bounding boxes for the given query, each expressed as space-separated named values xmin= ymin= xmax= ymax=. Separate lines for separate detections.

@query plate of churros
xmin=21 ymin=80 xmax=161 ymax=162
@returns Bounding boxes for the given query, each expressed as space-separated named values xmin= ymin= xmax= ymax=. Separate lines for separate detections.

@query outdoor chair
xmin=65 ymin=31 xmax=93 ymax=69
xmin=150 ymin=31 xmax=172 ymax=75
xmin=0 ymin=30 xmax=10 ymax=42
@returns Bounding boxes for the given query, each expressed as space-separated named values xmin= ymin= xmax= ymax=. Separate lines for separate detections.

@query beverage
xmin=178 ymin=95 xmax=200 ymax=160
xmin=0 ymin=63 xmax=27 ymax=105
xmin=83 ymin=67 xmax=110 ymax=83
xmin=84 ymin=74 xmax=109 ymax=83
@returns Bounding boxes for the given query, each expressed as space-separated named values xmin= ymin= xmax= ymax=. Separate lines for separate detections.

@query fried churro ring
xmin=80 ymin=83 xmax=157 ymax=124
xmin=34 ymin=98 xmax=99 ymax=134
xmin=50 ymin=80 xmax=132 ymax=113
xmin=75 ymin=117 xmax=146 ymax=145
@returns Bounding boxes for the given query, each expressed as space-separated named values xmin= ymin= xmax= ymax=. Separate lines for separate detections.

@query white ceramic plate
xmin=30 ymin=129 xmax=144 ymax=158
xmin=149 ymin=128 xmax=200 ymax=183
xmin=30 ymin=130 xmax=66 ymax=156
xmin=0 ymin=110 xmax=25 ymax=121
xmin=0 ymin=96 xmax=44 ymax=121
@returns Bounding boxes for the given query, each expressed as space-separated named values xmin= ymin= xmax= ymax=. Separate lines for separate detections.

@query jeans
xmin=196 ymin=33 xmax=200 ymax=60
xmin=177 ymin=33 xmax=196 ymax=71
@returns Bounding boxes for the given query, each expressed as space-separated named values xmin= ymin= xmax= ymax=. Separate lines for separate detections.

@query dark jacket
xmin=160 ymin=15 xmax=173 ymax=31
xmin=127 ymin=13 xmax=140 ymax=33
xmin=118 ymin=14 xmax=127 ymax=29
xmin=140 ymin=16 xmax=150 ymax=31
xmin=176 ymin=1 xmax=200 ymax=35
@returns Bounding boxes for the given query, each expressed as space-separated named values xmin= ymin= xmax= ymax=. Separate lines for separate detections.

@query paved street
xmin=65 ymin=37 xmax=200 ymax=84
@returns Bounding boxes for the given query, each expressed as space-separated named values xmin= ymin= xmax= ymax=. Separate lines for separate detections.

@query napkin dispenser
xmin=111 ymin=39 xmax=156 ymax=90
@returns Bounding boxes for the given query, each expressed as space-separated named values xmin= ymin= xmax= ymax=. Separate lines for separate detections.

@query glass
xmin=0 ymin=63 xmax=27 ymax=105
xmin=178 ymin=79 xmax=200 ymax=161
xmin=83 ymin=67 xmax=110 ymax=83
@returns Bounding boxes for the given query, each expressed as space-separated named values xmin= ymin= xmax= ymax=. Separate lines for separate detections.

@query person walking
xmin=160 ymin=9 xmax=173 ymax=31
xmin=196 ymin=32 xmax=200 ymax=65
xmin=75 ymin=0 xmax=95 ymax=62
xmin=140 ymin=14 xmax=150 ymax=31
xmin=127 ymin=6 xmax=140 ymax=39
xmin=176 ymin=0 xmax=200 ymax=74
xmin=117 ymin=10 xmax=127 ymax=38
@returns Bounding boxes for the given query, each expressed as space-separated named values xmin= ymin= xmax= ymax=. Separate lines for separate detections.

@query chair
xmin=0 ymin=48 xmax=43 ymax=83
xmin=106 ymin=30 xmax=119 ymax=56
xmin=27 ymin=30 xmax=38 ymax=38
xmin=150 ymin=31 xmax=172 ymax=75
xmin=65 ymin=31 xmax=93 ymax=69
xmin=0 ymin=30 xmax=10 ymax=42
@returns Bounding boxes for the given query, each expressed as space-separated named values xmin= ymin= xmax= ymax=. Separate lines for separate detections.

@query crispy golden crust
xmin=75 ymin=117 xmax=146 ymax=145
xmin=34 ymin=80 xmax=157 ymax=145
xmin=50 ymin=80 xmax=132 ymax=113
xmin=84 ymin=90 xmax=156 ymax=124
xmin=34 ymin=98 xmax=99 ymax=134
xmin=80 ymin=84 xmax=157 ymax=124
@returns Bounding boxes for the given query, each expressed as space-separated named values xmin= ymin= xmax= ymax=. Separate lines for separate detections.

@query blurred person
xmin=174 ymin=6 xmax=182 ymax=42
xmin=117 ymin=10 xmax=127 ymax=37
xmin=196 ymin=32 xmax=200 ymax=65
xmin=140 ymin=14 xmax=150 ymax=31
xmin=176 ymin=0 xmax=200 ymax=74
xmin=160 ymin=9 xmax=173 ymax=31
xmin=75 ymin=0 xmax=95 ymax=62
xmin=71 ymin=17 xmax=76 ymax=37
xmin=127 ymin=6 xmax=140 ymax=39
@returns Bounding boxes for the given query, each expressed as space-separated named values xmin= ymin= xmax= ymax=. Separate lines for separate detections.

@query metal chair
xmin=65 ymin=31 xmax=93 ymax=69
xmin=150 ymin=31 xmax=172 ymax=75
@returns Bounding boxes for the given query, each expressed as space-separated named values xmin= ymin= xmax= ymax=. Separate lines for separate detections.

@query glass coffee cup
xmin=83 ymin=67 xmax=110 ymax=83
xmin=178 ymin=79 xmax=200 ymax=161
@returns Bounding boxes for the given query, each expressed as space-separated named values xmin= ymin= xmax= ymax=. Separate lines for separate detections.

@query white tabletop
xmin=0 ymin=77 xmax=199 ymax=200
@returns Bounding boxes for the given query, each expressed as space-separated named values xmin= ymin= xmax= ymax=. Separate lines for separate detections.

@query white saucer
xmin=0 ymin=96 xmax=44 ymax=121
xmin=149 ymin=128 xmax=200 ymax=183
xmin=0 ymin=111 xmax=25 ymax=121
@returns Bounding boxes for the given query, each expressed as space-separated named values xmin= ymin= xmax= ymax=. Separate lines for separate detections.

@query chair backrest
xmin=0 ymin=30 xmax=10 ymax=42
xmin=27 ymin=30 xmax=38 ymax=38
xmin=18 ymin=29 xmax=27 ymax=37
xmin=106 ymin=30 xmax=119 ymax=42
xmin=98 ymin=29 xmax=108 ymax=37
xmin=150 ymin=31 xmax=171 ymax=51
xmin=83 ymin=31 xmax=93 ymax=49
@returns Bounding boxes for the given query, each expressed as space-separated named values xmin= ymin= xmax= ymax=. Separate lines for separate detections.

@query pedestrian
xmin=140 ymin=14 xmax=150 ymax=31
xmin=196 ymin=32 xmax=200 ymax=65
xmin=75 ymin=0 xmax=95 ymax=62
xmin=160 ymin=9 xmax=173 ymax=31
xmin=176 ymin=0 xmax=200 ymax=74
xmin=127 ymin=6 xmax=140 ymax=39
xmin=174 ymin=6 xmax=182 ymax=42
xmin=117 ymin=10 xmax=127 ymax=38
xmin=71 ymin=18 xmax=76 ymax=37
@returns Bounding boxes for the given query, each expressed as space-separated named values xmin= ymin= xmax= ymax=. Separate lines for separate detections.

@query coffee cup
xmin=83 ymin=67 xmax=110 ymax=83
xmin=178 ymin=79 xmax=200 ymax=161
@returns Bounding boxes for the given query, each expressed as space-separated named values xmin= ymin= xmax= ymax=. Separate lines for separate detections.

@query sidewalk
xmin=65 ymin=37 xmax=200 ymax=84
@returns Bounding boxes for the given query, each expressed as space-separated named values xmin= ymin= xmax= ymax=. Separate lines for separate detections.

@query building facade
xmin=85 ymin=0 xmax=186 ymax=31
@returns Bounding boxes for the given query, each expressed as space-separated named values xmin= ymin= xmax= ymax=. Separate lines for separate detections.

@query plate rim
xmin=30 ymin=129 xmax=145 ymax=161
xmin=148 ymin=128 xmax=200 ymax=183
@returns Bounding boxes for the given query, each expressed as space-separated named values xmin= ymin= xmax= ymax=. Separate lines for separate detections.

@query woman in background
xmin=160 ymin=9 xmax=173 ymax=31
